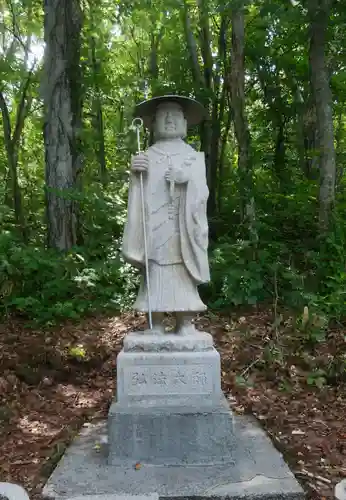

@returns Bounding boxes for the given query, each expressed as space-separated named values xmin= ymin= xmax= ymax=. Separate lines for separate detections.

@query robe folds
xmin=122 ymin=140 xmax=210 ymax=312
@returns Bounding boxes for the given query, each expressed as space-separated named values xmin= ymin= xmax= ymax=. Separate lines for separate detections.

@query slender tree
xmin=229 ymin=3 xmax=257 ymax=241
xmin=307 ymin=0 xmax=336 ymax=232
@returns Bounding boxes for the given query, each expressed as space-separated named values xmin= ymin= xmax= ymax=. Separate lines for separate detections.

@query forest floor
xmin=0 ymin=309 xmax=345 ymax=500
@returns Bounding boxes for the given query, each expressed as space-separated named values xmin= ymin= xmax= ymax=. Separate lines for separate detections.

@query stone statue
xmin=122 ymin=95 xmax=210 ymax=335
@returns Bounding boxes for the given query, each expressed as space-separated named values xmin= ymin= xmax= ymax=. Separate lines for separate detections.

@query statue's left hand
xmin=165 ymin=168 xmax=188 ymax=184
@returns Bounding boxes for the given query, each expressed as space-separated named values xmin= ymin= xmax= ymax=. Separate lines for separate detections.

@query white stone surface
xmin=0 ymin=483 xmax=30 ymax=500
xmin=122 ymin=96 xmax=209 ymax=334
xmin=335 ymin=479 xmax=346 ymax=500
xmin=116 ymin=346 xmax=221 ymax=403
xmin=67 ymin=496 xmax=158 ymax=500
xmin=43 ymin=419 xmax=305 ymax=499
xmin=123 ymin=330 xmax=214 ymax=352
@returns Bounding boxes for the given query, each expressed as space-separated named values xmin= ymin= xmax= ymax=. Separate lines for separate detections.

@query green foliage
xmin=0 ymin=215 xmax=138 ymax=323
xmin=208 ymin=186 xmax=346 ymax=336
xmin=306 ymin=370 xmax=327 ymax=389
xmin=209 ymin=238 xmax=268 ymax=308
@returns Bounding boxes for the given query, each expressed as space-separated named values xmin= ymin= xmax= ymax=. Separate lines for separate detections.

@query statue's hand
xmin=165 ymin=168 xmax=188 ymax=184
xmin=131 ymin=153 xmax=149 ymax=173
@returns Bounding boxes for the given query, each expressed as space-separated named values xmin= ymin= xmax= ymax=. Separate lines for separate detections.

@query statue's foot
xmin=145 ymin=312 xmax=165 ymax=335
xmin=175 ymin=313 xmax=196 ymax=335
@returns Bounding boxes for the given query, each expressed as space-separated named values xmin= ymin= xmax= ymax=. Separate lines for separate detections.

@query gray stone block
xmin=123 ymin=331 xmax=214 ymax=352
xmin=43 ymin=417 xmax=305 ymax=500
xmin=0 ymin=483 xmax=30 ymax=500
xmin=116 ymin=346 xmax=221 ymax=403
xmin=108 ymin=396 xmax=235 ymax=466
xmin=110 ymin=340 xmax=227 ymax=466
xmin=336 ymin=479 xmax=346 ymax=500
xmin=66 ymin=496 xmax=158 ymax=500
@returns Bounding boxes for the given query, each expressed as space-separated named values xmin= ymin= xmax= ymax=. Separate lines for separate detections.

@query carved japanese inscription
xmin=125 ymin=365 xmax=212 ymax=396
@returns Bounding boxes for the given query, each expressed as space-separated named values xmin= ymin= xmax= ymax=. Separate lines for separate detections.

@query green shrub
xmin=0 ymin=231 xmax=137 ymax=323
xmin=207 ymin=201 xmax=346 ymax=334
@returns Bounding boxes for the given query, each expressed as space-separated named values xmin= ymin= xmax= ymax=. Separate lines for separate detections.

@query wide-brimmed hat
xmin=134 ymin=94 xmax=206 ymax=128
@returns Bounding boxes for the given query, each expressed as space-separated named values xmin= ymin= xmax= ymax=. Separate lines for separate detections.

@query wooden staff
xmin=132 ymin=117 xmax=152 ymax=330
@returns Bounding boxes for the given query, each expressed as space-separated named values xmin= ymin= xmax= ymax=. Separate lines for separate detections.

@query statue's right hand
xmin=131 ymin=153 xmax=149 ymax=173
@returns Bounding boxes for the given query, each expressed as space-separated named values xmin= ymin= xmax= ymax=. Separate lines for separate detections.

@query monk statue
xmin=122 ymin=95 xmax=210 ymax=335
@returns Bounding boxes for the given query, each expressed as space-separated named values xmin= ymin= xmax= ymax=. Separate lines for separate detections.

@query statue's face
xmin=153 ymin=102 xmax=187 ymax=140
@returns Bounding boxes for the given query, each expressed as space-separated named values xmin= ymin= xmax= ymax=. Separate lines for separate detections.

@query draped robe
xmin=122 ymin=139 xmax=210 ymax=312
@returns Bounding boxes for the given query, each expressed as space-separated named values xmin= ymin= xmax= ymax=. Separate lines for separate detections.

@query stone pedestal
xmin=42 ymin=330 xmax=305 ymax=500
xmin=107 ymin=331 xmax=235 ymax=466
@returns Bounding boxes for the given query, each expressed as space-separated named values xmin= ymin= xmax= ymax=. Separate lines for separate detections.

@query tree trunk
xmin=182 ymin=1 xmax=213 ymax=216
xmin=216 ymin=17 xmax=230 ymax=215
xmin=182 ymin=0 xmax=228 ymax=225
xmin=197 ymin=0 xmax=218 ymax=220
xmin=43 ymin=0 xmax=83 ymax=251
xmin=0 ymin=1 xmax=34 ymax=241
xmin=303 ymin=102 xmax=319 ymax=180
xmin=0 ymin=92 xmax=24 ymax=236
xmin=218 ymin=108 xmax=232 ymax=214
xmin=335 ymin=104 xmax=345 ymax=190
xmin=0 ymin=65 xmax=33 ymax=241
xmin=256 ymin=64 xmax=288 ymax=188
xmin=308 ymin=0 xmax=336 ymax=232
xmin=148 ymin=26 xmax=164 ymax=144
xmin=273 ymin=120 xmax=288 ymax=189
xmin=229 ymin=5 xmax=257 ymax=241
xmin=148 ymin=27 xmax=163 ymax=95
xmin=90 ymin=36 xmax=107 ymax=186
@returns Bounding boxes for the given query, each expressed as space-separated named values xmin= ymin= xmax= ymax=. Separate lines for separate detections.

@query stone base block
xmin=108 ymin=396 xmax=235 ymax=466
xmin=116 ymin=332 xmax=221 ymax=404
xmin=42 ymin=417 xmax=305 ymax=500
xmin=109 ymin=331 xmax=229 ymax=466
xmin=122 ymin=331 xmax=214 ymax=352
